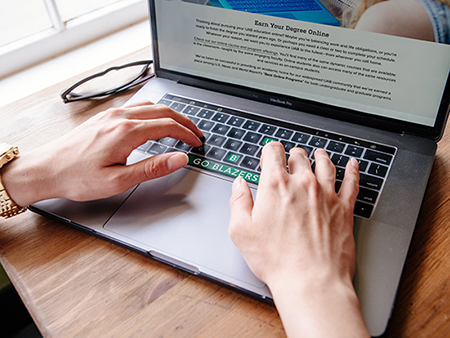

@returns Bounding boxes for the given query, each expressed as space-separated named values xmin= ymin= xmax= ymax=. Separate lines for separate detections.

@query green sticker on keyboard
xmin=188 ymin=154 xmax=260 ymax=183
xmin=226 ymin=153 xmax=241 ymax=163
xmin=262 ymin=137 xmax=277 ymax=146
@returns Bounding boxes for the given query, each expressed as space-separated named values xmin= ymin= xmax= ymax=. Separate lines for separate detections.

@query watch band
xmin=0 ymin=143 xmax=27 ymax=218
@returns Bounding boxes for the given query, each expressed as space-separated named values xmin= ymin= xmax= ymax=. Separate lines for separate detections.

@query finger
xmin=313 ymin=148 xmax=336 ymax=191
xmin=338 ymin=158 xmax=360 ymax=205
xmin=124 ymin=104 xmax=203 ymax=139
xmin=133 ymin=118 xmax=203 ymax=147
xmin=260 ymin=142 xmax=287 ymax=175
xmin=122 ymin=100 xmax=155 ymax=109
xmin=287 ymin=147 xmax=311 ymax=175
xmin=229 ymin=177 xmax=254 ymax=245
xmin=112 ymin=152 xmax=189 ymax=191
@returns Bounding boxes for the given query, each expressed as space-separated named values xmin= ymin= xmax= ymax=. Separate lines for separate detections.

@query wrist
xmin=268 ymin=272 xmax=369 ymax=338
xmin=1 ymin=150 xmax=58 ymax=207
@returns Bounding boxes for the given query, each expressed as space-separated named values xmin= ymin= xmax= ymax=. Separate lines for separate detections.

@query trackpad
xmin=103 ymin=168 xmax=264 ymax=288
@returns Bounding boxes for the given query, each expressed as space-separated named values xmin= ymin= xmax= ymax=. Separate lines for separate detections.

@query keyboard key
xmin=201 ymin=132 xmax=211 ymax=142
xmin=198 ymin=120 xmax=215 ymax=131
xmin=159 ymin=137 xmax=178 ymax=147
xmin=336 ymin=167 xmax=345 ymax=180
xmin=275 ymin=129 xmax=293 ymax=140
xmin=241 ymin=156 xmax=260 ymax=170
xmin=183 ymin=106 xmax=200 ymax=115
xmin=137 ymin=141 xmax=152 ymax=152
xmin=242 ymin=120 xmax=261 ymax=130
xmin=224 ymin=152 xmax=242 ymax=164
xmin=207 ymin=134 xmax=226 ymax=147
xmin=292 ymin=132 xmax=310 ymax=144
xmin=197 ymin=109 xmax=215 ymax=119
xmin=368 ymin=163 xmax=388 ymax=177
xmin=345 ymin=146 xmax=363 ymax=157
xmin=212 ymin=123 xmax=231 ymax=135
xmin=240 ymin=143 xmax=259 ymax=156
xmin=223 ymin=139 xmax=243 ymax=151
xmin=227 ymin=128 xmax=246 ymax=139
xmin=280 ymin=140 xmax=296 ymax=152
xmin=189 ymin=116 xmax=200 ymax=125
xmin=147 ymin=143 xmax=167 ymax=155
xmin=327 ymin=141 xmax=345 ymax=153
xmin=258 ymin=124 xmax=277 ymax=135
xmin=158 ymin=99 xmax=172 ymax=106
xmin=360 ymin=173 xmax=383 ymax=190
xmin=175 ymin=141 xmax=192 ymax=152
xmin=212 ymin=112 xmax=230 ymax=123
xmin=331 ymin=154 xmax=350 ymax=167
xmin=299 ymin=145 xmax=314 ymax=156
xmin=309 ymin=137 xmax=328 ymax=148
xmin=169 ymin=102 xmax=186 ymax=112
xmin=207 ymin=147 xmax=227 ymax=160
xmin=191 ymin=144 xmax=211 ymax=155
xmin=354 ymin=201 xmax=374 ymax=218
xmin=364 ymin=150 xmax=393 ymax=165
xmin=261 ymin=136 xmax=278 ymax=146
xmin=357 ymin=187 xmax=379 ymax=204
xmin=357 ymin=159 xmax=369 ymax=172
xmin=243 ymin=131 xmax=262 ymax=144
xmin=227 ymin=116 xmax=245 ymax=127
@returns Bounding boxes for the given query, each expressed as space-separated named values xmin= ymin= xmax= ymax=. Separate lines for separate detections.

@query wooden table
xmin=1 ymin=48 xmax=450 ymax=337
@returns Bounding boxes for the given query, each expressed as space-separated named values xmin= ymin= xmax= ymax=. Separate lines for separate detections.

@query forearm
xmin=269 ymin=276 xmax=370 ymax=338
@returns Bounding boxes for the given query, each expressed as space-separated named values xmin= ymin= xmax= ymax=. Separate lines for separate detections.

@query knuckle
xmin=263 ymin=167 xmax=290 ymax=191
xmin=104 ymin=107 xmax=125 ymax=118
xmin=144 ymin=157 xmax=167 ymax=179
xmin=154 ymin=103 xmax=174 ymax=115
xmin=109 ymin=119 xmax=137 ymax=136
xmin=299 ymin=171 xmax=321 ymax=193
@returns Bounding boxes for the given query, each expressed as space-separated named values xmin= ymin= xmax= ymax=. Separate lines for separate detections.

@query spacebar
xmin=187 ymin=154 xmax=260 ymax=184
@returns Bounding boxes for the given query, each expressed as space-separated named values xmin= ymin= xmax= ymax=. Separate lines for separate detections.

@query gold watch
xmin=0 ymin=143 xmax=27 ymax=218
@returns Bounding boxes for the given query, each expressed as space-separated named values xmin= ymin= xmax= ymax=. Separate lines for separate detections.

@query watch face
xmin=0 ymin=143 xmax=18 ymax=169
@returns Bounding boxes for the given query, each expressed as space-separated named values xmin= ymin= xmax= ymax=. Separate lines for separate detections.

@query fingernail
xmin=350 ymin=157 xmax=359 ymax=168
xmin=232 ymin=176 xmax=243 ymax=192
xmin=167 ymin=152 xmax=188 ymax=171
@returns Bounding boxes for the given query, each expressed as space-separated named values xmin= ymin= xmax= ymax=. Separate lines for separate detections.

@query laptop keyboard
xmin=137 ymin=94 xmax=397 ymax=219
xmin=223 ymin=0 xmax=322 ymax=13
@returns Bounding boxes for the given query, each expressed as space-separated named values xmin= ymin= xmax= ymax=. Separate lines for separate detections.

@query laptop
xmin=31 ymin=0 xmax=450 ymax=336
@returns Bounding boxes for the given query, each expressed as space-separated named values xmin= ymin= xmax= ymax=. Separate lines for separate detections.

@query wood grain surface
xmin=1 ymin=48 xmax=449 ymax=337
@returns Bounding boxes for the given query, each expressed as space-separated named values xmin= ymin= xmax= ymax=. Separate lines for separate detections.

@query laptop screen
xmin=150 ymin=0 xmax=450 ymax=136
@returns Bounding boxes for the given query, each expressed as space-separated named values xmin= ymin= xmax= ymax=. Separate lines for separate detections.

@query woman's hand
xmin=1 ymin=100 xmax=203 ymax=206
xmin=229 ymin=142 xmax=369 ymax=338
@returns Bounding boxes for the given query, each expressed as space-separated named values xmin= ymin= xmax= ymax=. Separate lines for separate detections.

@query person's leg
xmin=415 ymin=0 xmax=450 ymax=43
xmin=355 ymin=0 xmax=435 ymax=42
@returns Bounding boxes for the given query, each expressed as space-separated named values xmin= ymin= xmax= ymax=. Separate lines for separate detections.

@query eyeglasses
xmin=60 ymin=60 xmax=155 ymax=103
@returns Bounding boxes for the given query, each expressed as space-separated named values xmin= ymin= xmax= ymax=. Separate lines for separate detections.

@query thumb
xmin=229 ymin=177 xmax=254 ymax=243
xmin=126 ymin=152 xmax=188 ymax=184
